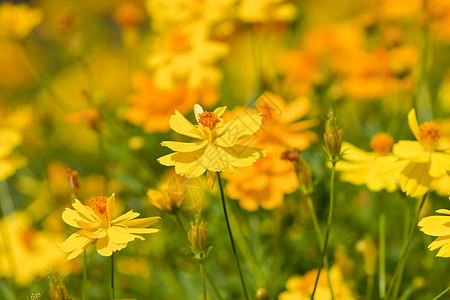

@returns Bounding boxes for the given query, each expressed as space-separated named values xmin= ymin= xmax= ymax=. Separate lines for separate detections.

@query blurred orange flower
xmin=125 ymin=72 xmax=217 ymax=133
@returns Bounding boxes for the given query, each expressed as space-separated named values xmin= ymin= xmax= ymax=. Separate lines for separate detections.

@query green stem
xmin=111 ymin=253 xmax=115 ymax=300
xmin=387 ymin=193 xmax=427 ymax=300
xmin=366 ymin=274 xmax=374 ymax=300
xmin=311 ymin=163 xmax=336 ymax=300
xmin=379 ymin=195 xmax=386 ymax=299
xmin=174 ymin=210 xmax=185 ymax=232
xmin=431 ymin=286 xmax=450 ymax=300
xmin=82 ymin=250 xmax=87 ymax=300
xmin=217 ymin=173 xmax=249 ymax=300
xmin=200 ymin=262 xmax=207 ymax=300
xmin=305 ymin=195 xmax=334 ymax=299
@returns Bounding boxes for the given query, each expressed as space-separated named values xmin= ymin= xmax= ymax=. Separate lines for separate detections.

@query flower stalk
xmin=217 ymin=172 xmax=249 ymax=300
xmin=111 ymin=253 xmax=115 ymax=300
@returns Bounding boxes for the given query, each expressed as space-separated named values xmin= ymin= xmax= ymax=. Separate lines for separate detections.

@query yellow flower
xmin=238 ymin=0 xmax=297 ymax=23
xmin=0 ymin=128 xmax=26 ymax=180
xmin=158 ymin=104 xmax=266 ymax=181
xmin=58 ymin=194 xmax=160 ymax=261
xmin=278 ymin=265 xmax=356 ymax=300
xmin=392 ymin=108 xmax=450 ymax=197
xmin=418 ymin=205 xmax=450 ymax=257
xmin=335 ymin=133 xmax=400 ymax=192
xmin=0 ymin=2 xmax=42 ymax=39
xmin=148 ymin=26 xmax=228 ymax=89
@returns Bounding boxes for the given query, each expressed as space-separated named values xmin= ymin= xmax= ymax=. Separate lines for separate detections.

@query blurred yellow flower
xmin=0 ymin=128 xmax=26 ymax=180
xmin=238 ymin=0 xmax=297 ymax=23
xmin=147 ymin=173 xmax=186 ymax=213
xmin=279 ymin=265 xmax=356 ymax=300
xmin=418 ymin=205 xmax=450 ymax=257
xmin=158 ymin=104 xmax=266 ymax=180
xmin=225 ymin=153 xmax=298 ymax=211
xmin=391 ymin=109 xmax=450 ymax=197
xmin=336 ymin=133 xmax=400 ymax=192
xmin=148 ymin=26 xmax=228 ymax=89
xmin=0 ymin=2 xmax=42 ymax=39
xmin=58 ymin=194 xmax=160 ymax=261
xmin=125 ymin=72 xmax=217 ymax=133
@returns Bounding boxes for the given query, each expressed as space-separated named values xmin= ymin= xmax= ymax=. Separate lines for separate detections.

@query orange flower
xmin=125 ymin=73 xmax=217 ymax=133
xmin=224 ymin=92 xmax=317 ymax=211
xmin=225 ymin=154 xmax=298 ymax=211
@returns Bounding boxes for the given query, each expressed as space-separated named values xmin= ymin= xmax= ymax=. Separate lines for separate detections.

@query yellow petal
xmin=107 ymin=193 xmax=115 ymax=220
xmin=207 ymin=170 xmax=216 ymax=189
xmin=121 ymin=216 xmax=161 ymax=228
xmin=213 ymin=106 xmax=227 ymax=117
xmin=169 ymin=110 xmax=204 ymax=139
xmin=393 ymin=141 xmax=428 ymax=162
xmin=97 ymin=236 xmax=113 ymax=256
xmin=429 ymin=152 xmax=450 ymax=177
xmin=408 ymin=108 xmax=420 ymax=140
xmin=62 ymin=208 xmax=99 ymax=229
xmin=0 ymin=129 xmax=22 ymax=157
xmin=112 ymin=210 xmax=140 ymax=225
xmin=58 ymin=231 xmax=94 ymax=260
xmin=341 ymin=142 xmax=374 ymax=161
xmin=219 ymin=144 xmax=266 ymax=168
xmin=161 ymin=139 xmax=208 ymax=152
xmin=435 ymin=239 xmax=450 ymax=257
xmin=159 ymin=148 xmax=208 ymax=178
xmin=79 ymin=228 xmax=107 ymax=239
xmin=418 ymin=215 xmax=450 ymax=236
xmin=72 ymin=199 xmax=99 ymax=223
xmin=124 ymin=228 xmax=160 ymax=234
xmin=282 ymin=96 xmax=310 ymax=123
xmin=216 ymin=113 xmax=262 ymax=147
xmin=399 ymin=162 xmax=432 ymax=197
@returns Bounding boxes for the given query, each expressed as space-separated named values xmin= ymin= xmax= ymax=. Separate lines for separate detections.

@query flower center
xmin=418 ymin=121 xmax=440 ymax=151
xmin=370 ymin=133 xmax=394 ymax=155
xmin=197 ymin=111 xmax=220 ymax=130
xmin=89 ymin=196 xmax=108 ymax=215
xmin=168 ymin=30 xmax=190 ymax=52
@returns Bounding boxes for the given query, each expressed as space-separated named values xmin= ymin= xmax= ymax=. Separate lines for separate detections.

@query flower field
xmin=0 ymin=0 xmax=449 ymax=299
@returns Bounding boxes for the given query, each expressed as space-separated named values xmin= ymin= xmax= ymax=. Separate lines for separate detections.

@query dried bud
xmin=48 ymin=270 xmax=70 ymax=300
xmin=256 ymin=288 xmax=270 ymax=300
xmin=64 ymin=168 xmax=80 ymax=196
xmin=280 ymin=149 xmax=301 ymax=163
xmin=188 ymin=221 xmax=209 ymax=260
xmin=323 ymin=111 xmax=343 ymax=163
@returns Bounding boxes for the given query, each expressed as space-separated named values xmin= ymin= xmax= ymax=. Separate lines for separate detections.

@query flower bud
xmin=188 ymin=221 xmax=208 ymax=260
xmin=323 ymin=111 xmax=343 ymax=163
xmin=48 ymin=270 xmax=70 ymax=300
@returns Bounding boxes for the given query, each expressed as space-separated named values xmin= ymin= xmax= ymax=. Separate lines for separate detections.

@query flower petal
xmin=112 ymin=210 xmax=140 ymax=225
xmin=429 ymin=152 xmax=450 ymax=177
xmin=399 ymin=162 xmax=432 ymax=197
xmin=393 ymin=141 xmax=428 ymax=162
xmin=72 ymin=199 xmax=99 ymax=223
xmin=282 ymin=96 xmax=310 ymax=123
xmin=216 ymin=113 xmax=262 ymax=147
xmin=408 ymin=108 xmax=420 ymax=140
xmin=121 ymin=216 xmax=161 ymax=228
xmin=169 ymin=110 xmax=203 ymax=139
xmin=161 ymin=139 xmax=208 ymax=152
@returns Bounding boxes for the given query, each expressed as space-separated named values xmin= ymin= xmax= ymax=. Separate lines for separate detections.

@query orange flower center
xmin=90 ymin=196 xmax=108 ymax=215
xmin=370 ymin=133 xmax=394 ymax=155
xmin=197 ymin=111 xmax=220 ymax=130
xmin=418 ymin=121 xmax=440 ymax=152
xmin=168 ymin=31 xmax=190 ymax=52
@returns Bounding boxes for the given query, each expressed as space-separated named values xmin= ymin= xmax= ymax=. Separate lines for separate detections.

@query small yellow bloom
xmin=392 ymin=109 xmax=450 ymax=197
xmin=0 ymin=2 xmax=42 ymax=39
xmin=238 ymin=0 xmax=297 ymax=23
xmin=336 ymin=133 xmax=400 ymax=192
xmin=58 ymin=194 xmax=160 ymax=261
xmin=158 ymin=104 xmax=266 ymax=180
xmin=418 ymin=204 xmax=450 ymax=258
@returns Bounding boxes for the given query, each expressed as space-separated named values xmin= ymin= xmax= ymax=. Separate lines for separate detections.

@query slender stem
xmin=387 ymin=193 xmax=427 ymax=300
xmin=305 ymin=195 xmax=334 ymax=299
xmin=311 ymin=163 xmax=336 ymax=300
xmin=366 ymin=274 xmax=374 ymax=300
xmin=174 ymin=210 xmax=185 ymax=232
xmin=200 ymin=262 xmax=207 ymax=300
xmin=431 ymin=286 xmax=450 ymax=300
xmin=111 ymin=253 xmax=115 ymax=300
xmin=82 ymin=250 xmax=87 ymax=300
xmin=217 ymin=172 xmax=249 ymax=300
xmin=379 ymin=195 xmax=386 ymax=299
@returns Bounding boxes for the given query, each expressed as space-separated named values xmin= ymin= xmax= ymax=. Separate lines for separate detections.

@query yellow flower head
xmin=0 ymin=2 xmax=42 ymax=39
xmin=0 ymin=128 xmax=26 ymax=180
xmin=418 ymin=205 xmax=450 ymax=258
xmin=392 ymin=108 xmax=450 ymax=197
xmin=58 ymin=194 xmax=160 ymax=261
xmin=158 ymin=104 xmax=266 ymax=180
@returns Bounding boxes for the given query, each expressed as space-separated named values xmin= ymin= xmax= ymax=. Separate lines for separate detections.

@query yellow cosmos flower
xmin=158 ymin=104 xmax=266 ymax=181
xmin=418 ymin=205 xmax=450 ymax=258
xmin=0 ymin=2 xmax=42 ymax=39
xmin=392 ymin=109 xmax=450 ymax=197
xmin=335 ymin=133 xmax=400 ymax=192
xmin=58 ymin=194 xmax=160 ymax=261
xmin=0 ymin=128 xmax=26 ymax=180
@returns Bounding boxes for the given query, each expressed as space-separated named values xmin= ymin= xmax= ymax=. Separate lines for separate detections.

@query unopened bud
xmin=188 ymin=221 xmax=208 ymax=260
xmin=324 ymin=111 xmax=343 ymax=163
xmin=48 ymin=270 xmax=70 ymax=300
xmin=295 ymin=159 xmax=314 ymax=195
